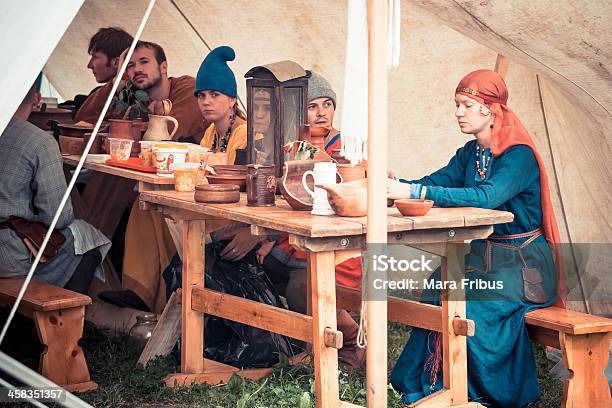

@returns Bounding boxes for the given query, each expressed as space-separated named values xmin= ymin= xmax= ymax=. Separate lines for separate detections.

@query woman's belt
xmin=480 ymin=228 xmax=543 ymax=273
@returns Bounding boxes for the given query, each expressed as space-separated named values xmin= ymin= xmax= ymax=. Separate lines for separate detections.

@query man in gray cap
xmin=306 ymin=71 xmax=342 ymax=153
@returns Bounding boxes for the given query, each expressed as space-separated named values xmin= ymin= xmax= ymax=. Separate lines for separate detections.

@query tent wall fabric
xmin=30 ymin=0 xmax=612 ymax=313
xmin=0 ymin=0 xmax=83 ymax=135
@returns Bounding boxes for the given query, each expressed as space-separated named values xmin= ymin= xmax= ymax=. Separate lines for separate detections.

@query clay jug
xmin=246 ymin=164 xmax=276 ymax=207
xmin=143 ymin=114 xmax=179 ymax=142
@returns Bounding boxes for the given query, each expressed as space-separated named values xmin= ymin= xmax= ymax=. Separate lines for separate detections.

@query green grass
xmin=0 ymin=318 xmax=562 ymax=407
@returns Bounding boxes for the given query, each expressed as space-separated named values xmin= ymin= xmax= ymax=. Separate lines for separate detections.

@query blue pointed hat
xmin=195 ymin=46 xmax=237 ymax=98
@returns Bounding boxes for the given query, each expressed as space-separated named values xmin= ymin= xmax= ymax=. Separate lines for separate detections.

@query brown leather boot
xmin=336 ymin=309 xmax=366 ymax=369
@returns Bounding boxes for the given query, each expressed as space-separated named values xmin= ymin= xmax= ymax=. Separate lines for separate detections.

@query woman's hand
xmin=256 ymin=240 xmax=275 ymax=264
xmin=220 ymin=227 xmax=266 ymax=261
xmin=387 ymin=178 xmax=413 ymax=200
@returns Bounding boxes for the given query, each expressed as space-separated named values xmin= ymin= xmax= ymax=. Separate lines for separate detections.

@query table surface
xmin=63 ymin=154 xmax=174 ymax=185
xmin=139 ymin=190 xmax=514 ymax=238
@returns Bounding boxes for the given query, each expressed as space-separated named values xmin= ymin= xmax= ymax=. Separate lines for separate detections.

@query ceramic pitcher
xmin=302 ymin=162 xmax=342 ymax=215
xmin=246 ymin=164 xmax=276 ymax=207
xmin=143 ymin=114 xmax=179 ymax=142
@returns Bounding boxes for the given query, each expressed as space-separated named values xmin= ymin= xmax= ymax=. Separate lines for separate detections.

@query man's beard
xmin=134 ymin=69 xmax=162 ymax=91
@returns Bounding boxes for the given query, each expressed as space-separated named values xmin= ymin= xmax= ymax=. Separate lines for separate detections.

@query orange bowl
xmin=395 ymin=199 xmax=434 ymax=216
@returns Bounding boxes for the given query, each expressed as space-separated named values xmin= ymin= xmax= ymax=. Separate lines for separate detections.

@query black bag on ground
xmin=162 ymin=242 xmax=300 ymax=368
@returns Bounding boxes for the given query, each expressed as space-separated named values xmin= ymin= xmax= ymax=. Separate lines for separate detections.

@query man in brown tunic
xmin=73 ymin=27 xmax=133 ymax=124
xmin=125 ymin=41 xmax=206 ymax=142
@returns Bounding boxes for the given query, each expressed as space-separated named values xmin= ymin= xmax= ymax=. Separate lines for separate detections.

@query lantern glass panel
xmin=252 ymin=87 xmax=275 ymax=165
xmin=282 ymin=87 xmax=302 ymax=162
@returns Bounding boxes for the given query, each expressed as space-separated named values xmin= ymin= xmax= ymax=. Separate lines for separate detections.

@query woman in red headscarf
xmin=389 ymin=70 xmax=564 ymax=407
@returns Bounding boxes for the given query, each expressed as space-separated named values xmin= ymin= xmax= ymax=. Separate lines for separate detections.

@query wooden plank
xmin=441 ymin=244 xmax=469 ymax=404
xmin=33 ymin=307 xmax=95 ymax=390
xmin=181 ymin=220 xmax=204 ymax=374
xmin=525 ymin=306 xmax=612 ymax=335
xmin=560 ymin=332 xmax=612 ymax=408
xmin=407 ymin=389 xmax=450 ymax=407
xmin=137 ymin=290 xmax=182 ymax=367
xmin=527 ymin=325 xmax=561 ymax=349
xmin=336 ymin=285 xmax=443 ymax=332
xmin=452 ymin=318 xmax=475 ymax=337
xmin=308 ymin=251 xmax=340 ymax=408
xmin=191 ymin=287 xmax=313 ymax=343
xmin=291 ymin=225 xmax=493 ymax=252
xmin=388 ymin=226 xmax=493 ymax=246
xmin=0 ymin=278 xmax=91 ymax=312
xmin=335 ymin=249 xmax=361 ymax=266
xmin=494 ymin=54 xmax=510 ymax=79
xmin=140 ymin=191 xmax=364 ymax=238
xmin=63 ymin=155 xmax=174 ymax=185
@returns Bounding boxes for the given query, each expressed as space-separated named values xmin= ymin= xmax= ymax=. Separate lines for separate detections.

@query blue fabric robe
xmin=390 ymin=140 xmax=557 ymax=408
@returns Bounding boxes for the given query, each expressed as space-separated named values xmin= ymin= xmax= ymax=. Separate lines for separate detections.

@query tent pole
xmin=494 ymin=54 xmax=510 ymax=78
xmin=366 ymin=0 xmax=388 ymax=407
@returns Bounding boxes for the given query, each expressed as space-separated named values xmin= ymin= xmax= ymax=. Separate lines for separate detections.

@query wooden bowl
xmin=206 ymin=174 xmax=247 ymax=191
xmin=194 ymin=184 xmax=240 ymax=203
xmin=212 ymin=164 xmax=247 ymax=175
xmin=395 ymin=199 xmax=434 ymax=216
xmin=59 ymin=135 xmax=85 ymax=155
xmin=317 ymin=182 xmax=367 ymax=217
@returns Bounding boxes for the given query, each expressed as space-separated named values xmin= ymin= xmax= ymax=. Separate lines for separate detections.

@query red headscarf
xmin=456 ymin=69 xmax=566 ymax=307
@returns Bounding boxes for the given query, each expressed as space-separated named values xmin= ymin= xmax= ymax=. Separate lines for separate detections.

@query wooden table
xmin=62 ymin=154 xmax=174 ymax=239
xmin=139 ymin=189 xmax=514 ymax=408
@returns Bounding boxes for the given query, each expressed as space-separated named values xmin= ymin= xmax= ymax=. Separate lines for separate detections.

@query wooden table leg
xmin=308 ymin=250 xmax=340 ymax=408
xmin=560 ymin=331 xmax=612 ymax=407
xmin=181 ymin=219 xmax=205 ymax=374
xmin=442 ymin=243 xmax=469 ymax=406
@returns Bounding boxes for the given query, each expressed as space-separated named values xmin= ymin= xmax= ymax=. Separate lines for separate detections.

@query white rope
xmin=387 ymin=0 xmax=401 ymax=68
xmin=340 ymin=0 xmax=368 ymax=167
xmin=0 ymin=377 xmax=47 ymax=408
xmin=0 ymin=0 xmax=157 ymax=346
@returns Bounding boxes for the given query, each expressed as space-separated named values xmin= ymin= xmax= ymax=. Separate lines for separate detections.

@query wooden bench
xmin=525 ymin=306 xmax=612 ymax=407
xmin=0 ymin=278 xmax=97 ymax=392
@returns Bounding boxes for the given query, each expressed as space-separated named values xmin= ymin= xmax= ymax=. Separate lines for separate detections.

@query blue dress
xmin=390 ymin=140 xmax=557 ymax=407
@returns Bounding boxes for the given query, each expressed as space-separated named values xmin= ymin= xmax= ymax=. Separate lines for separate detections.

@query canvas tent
xmin=2 ymin=1 xmax=611 ymax=309
xmin=21 ymin=0 xmax=611 ymax=316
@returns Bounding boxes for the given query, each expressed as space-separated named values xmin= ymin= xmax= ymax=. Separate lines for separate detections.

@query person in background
xmin=73 ymin=27 xmax=133 ymax=123
xmin=388 ymin=69 xmax=561 ymax=406
xmin=126 ymin=41 xmax=206 ymax=142
xmin=0 ymin=75 xmax=110 ymax=293
xmin=197 ymin=45 xmax=247 ymax=164
xmin=251 ymin=71 xmax=366 ymax=368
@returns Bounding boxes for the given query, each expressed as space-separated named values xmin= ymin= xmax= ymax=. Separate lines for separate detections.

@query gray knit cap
xmin=307 ymin=71 xmax=336 ymax=107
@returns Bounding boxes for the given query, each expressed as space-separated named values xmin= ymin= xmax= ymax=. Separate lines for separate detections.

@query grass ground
xmin=0 ymin=316 xmax=562 ymax=407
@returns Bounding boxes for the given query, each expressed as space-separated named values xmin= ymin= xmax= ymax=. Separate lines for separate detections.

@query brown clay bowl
xmin=206 ymin=174 xmax=247 ymax=192
xmin=194 ymin=184 xmax=240 ymax=203
xmin=58 ymin=121 xmax=108 ymax=137
xmin=212 ymin=164 xmax=247 ymax=175
xmin=395 ymin=199 xmax=434 ymax=216
xmin=59 ymin=135 xmax=85 ymax=155
xmin=317 ymin=183 xmax=368 ymax=217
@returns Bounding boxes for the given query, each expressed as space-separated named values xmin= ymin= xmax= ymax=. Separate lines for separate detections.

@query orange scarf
xmin=457 ymin=70 xmax=566 ymax=307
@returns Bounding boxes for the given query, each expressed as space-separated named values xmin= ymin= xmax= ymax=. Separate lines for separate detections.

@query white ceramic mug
xmin=302 ymin=162 xmax=341 ymax=215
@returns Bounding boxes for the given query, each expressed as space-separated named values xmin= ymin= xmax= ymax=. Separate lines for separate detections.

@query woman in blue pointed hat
xmin=196 ymin=45 xmax=247 ymax=165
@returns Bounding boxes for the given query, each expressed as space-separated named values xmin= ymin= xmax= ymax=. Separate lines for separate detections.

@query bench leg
xmin=560 ymin=332 xmax=612 ymax=408
xmin=34 ymin=307 xmax=97 ymax=393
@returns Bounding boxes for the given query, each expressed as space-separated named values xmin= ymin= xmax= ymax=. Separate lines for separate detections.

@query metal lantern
xmin=245 ymin=61 xmax=308 ymax=178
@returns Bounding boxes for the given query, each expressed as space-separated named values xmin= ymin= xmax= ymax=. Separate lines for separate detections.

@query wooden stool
xmin=526 ymin=306 xmax=612 ymax=408
xmin=0 ymin=278 xmax=97 ymax=392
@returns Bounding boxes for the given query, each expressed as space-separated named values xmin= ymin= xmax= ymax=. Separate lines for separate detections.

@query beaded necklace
xmin=211 ymin=115 xmax=235 ymax=153
xmin=475 ymin=144 xmax=492 ymax=180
